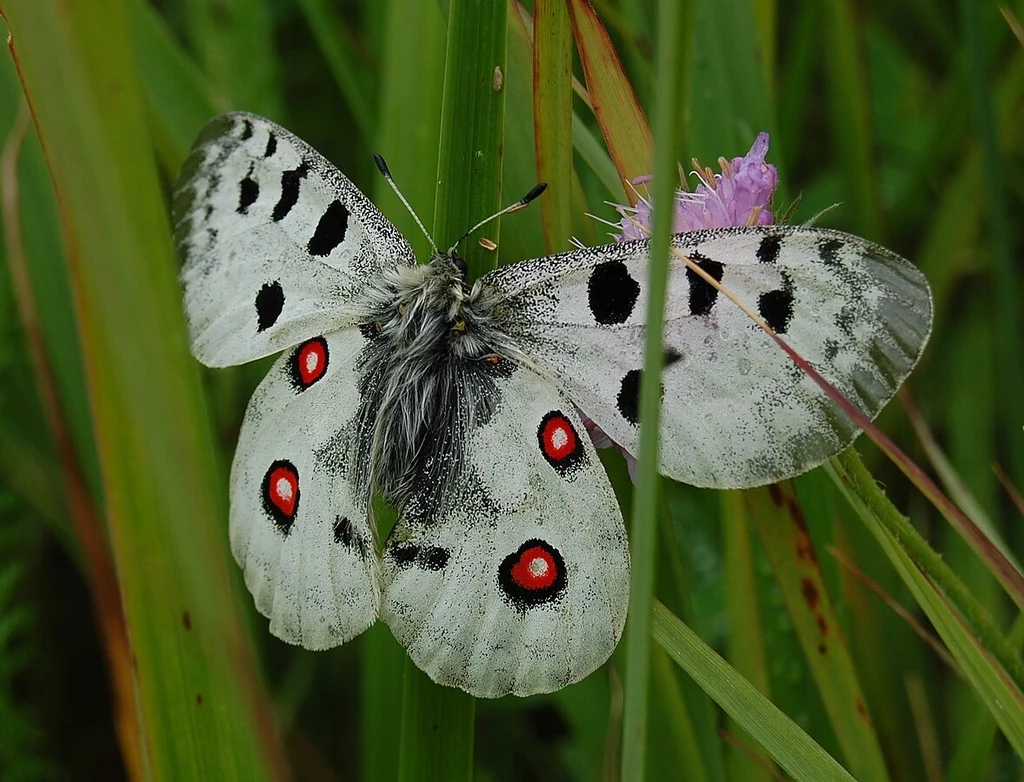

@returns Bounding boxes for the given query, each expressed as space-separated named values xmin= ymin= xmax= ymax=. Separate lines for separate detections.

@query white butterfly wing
xmin=485 ymin=227 xmax=932 ymax=489
xmin=381 ymin=365 xmax=629 ymax=698
xmin=230 ymin=327 xmax=380 ymax=649
xmin=173 ymin=112 xmax=415 ymax=367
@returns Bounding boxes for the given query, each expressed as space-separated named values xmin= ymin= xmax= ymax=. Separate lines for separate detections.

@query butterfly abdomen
xmin=353 ymin=259 xmax=519 ymax=517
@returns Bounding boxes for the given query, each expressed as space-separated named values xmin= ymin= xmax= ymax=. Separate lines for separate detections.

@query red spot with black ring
xmin=498 ymin=539 xmax=566 ymax=609
xmin=288 ymin=336 xmax=329 ymax=390
xmin=262 ymin=459 xmax=299 ymax=534
xmin=537 ymin=411 xmax=585 ymax=475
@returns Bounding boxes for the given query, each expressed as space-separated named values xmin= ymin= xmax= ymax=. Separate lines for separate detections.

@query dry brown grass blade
xmin=0 ymin=102 xmax=143 ymax=779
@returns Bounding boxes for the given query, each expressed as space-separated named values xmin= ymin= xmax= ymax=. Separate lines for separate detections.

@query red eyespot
xmin=537 ymin=411 xmax=584 ymax=475
xmin=288 ymin=337 xmax=329 ymax=389
xmin=498 ymin=539 xmax=566 ymax=609
xmin=262 ymin=460 xmax=299 ymax=534
xmin=510 ymin=545 xmax=558 ymax=590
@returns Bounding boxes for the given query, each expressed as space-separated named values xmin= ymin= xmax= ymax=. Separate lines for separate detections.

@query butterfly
xmin=172 ymin=112 xmax=932 ymax=698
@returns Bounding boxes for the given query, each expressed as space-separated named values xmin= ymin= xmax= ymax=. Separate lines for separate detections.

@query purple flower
xmin=596 ymin=133 xmax=779 ymax=478
xmin=615 ymin=131 xmax=778 ymax=240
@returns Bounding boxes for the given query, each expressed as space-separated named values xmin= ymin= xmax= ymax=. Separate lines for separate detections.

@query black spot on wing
xmin=421 ymin=547 xmax=450 ymax=570
xmin=758 ymin=288 xmax=794 ymax=334
xmin=686 ymin=254 xmax=725 ymax=316
xmin=388 ymin=543 xmax=450 ymax=570
xmin=391 ymin=544 xmax=419 ymax=567
xmin=818 ymin=237 xmax=843 ymax=266
xmin=308 ymin=200 xmax=350 ymax=256
xmin=238 ymin=169 xmax=258 ymax=215
xmin=255 ymin=281 xmax=284 ymax=332
xmin=333 ymin=515 xmax=369 ymax=560
xmin=240 ymin=118 xmax=253 ymax=140
xmin=617 ymin=369 xmax=641 ymax=424
xmin=264 ymin=132 xmax=277 ymax=158
xmin=588 ymin=260 xmax=640 ymax=324
xmin=272 ymin=161 xmax=310 ymax=221
xmin=757 ymin=233 xmax=782 ymax=264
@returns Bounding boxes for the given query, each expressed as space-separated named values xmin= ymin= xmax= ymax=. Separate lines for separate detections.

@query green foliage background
xmin=0 ymin=0 xmax=1021 ymax=779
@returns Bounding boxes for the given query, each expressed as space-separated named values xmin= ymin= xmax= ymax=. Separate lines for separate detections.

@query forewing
xmin=381 ymin=365 xmax=629 ymax=698
xmin=230 ymin=327 xmax=379 ymax=649
xmin=485 ymin=226 xmax=932 ymax=489
xmin=173 ymin=112 xmax=415 ymax=367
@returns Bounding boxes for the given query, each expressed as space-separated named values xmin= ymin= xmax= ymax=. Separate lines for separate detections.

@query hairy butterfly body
xmin=173 ymin=112 xmax=931 ymax=698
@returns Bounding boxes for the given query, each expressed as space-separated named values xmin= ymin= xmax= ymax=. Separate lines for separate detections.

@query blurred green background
xmin=0 ymin=0 xmax=1021 ymax=779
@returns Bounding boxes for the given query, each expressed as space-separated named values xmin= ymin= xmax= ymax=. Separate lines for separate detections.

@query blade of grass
xmin=620 ymin=1 xmax=687 ymax=778
xmin=721 ymin=490 xmax=774 ymax=782
xmin=431 ymin=0 xmax=507 ymax=276
xmin=829 ymin=451 xmax=1024 ymax=756
xmin=294 ymin=0 xmax=375 ymax=141
xmin=684 ymin=0 xmax=774 ymax=164
xmin=1 ymin=0 xmax=288 ymax=776
xmin=958 ymin=0 xmax=1024 ymax=485
xmin=568 ymin=0 xmax=653 ymax=200
xmin=2 ymin=105 xmax=141 ymax=778
xmin=746 ymin=484 xmax=890 ymax=781
xmin=398 ymin=0 xmax=509 ymax=775
xmin=533 ymin=0 xmax=572 ymax=253
xmin=178 ymin=0 xmax=283 ymax=118
xmin=500 ymin=0 xmax=547 ymax=260
xmin=821 ymin=0 xmax=882 ymax=238
xmin=571 ymin=114 xmax=622 ymax=201
xmin=653 ymin=601 xmax=856 ymax=781
xmin=129 ymin=0 xmax=218 ymax=172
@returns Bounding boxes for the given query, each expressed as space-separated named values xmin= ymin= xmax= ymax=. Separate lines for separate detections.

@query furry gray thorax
xmin=353 ymin=254 xmax=520 ymax=521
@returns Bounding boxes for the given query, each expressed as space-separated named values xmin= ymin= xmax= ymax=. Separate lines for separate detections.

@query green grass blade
xmin=829 ymin=451 xmax=1024 ymax=758
xmin=432 ymin=0 xmax=508 ymax=276
xmin=2 ymin=0 xmax=288 ymax=776
xmin=619 ymin=1 xmax=687 ymax=778
xmin=746 ymin=484 xmax=890 ymax=781
xmin=820 ymin=0 xmax=881 ymax=237
xmin=532 ymin=0 xmax=573 ymax=253
xmin=129 ymin=1 xmax=217 ymax=170
xmin=653 ymin=601 xmax=856 ymax=781
xmin=721 ymin=491 xmax=773 ymax=782
xmin=397 ymin=0 xmax=509 ymax=773
xmin=177 ymin=0 xmax=282 ymax=118
xmin=957 ymin=0 xmax=1024 ymax=483
xmin=500 ymin=1 xmax=548 ymax=260
xmin=685 ymin=0 xmax=774 ymax=163
xmin=294 ymin=0 xmax=375 ymax=142
xmin=571 ymin=114 xmax=622 ymax=201
xmin=372 ymin=0 xmax=445 ymax=260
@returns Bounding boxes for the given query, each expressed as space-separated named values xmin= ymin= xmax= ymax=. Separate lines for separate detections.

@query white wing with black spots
xmin=381 ymin=364 xmax=629 ymax=698
xmin=173 ymin=112 xmax=415 ymax=367
xmin=230 ymin=327 xmax=380 ymax=649
xmin=485 ymin=227 xmax=932 ymax=489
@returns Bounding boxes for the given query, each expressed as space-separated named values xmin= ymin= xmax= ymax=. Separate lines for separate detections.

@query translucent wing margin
xmin=381 ymin=365 xmax=629 ymax=698
xmin=173 ymin=112 xmax=415 ymax=367
xmin=230 ymin=327 xmax=380 ymax=649
xmin=484 ymin=226 xmax=932 ymax=489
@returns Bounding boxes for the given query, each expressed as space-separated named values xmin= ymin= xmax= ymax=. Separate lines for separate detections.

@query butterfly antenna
xmin=373 ymin=154 xmax=439 ymax=256
xmin=446 ymin=183 xmax=548 ymax=255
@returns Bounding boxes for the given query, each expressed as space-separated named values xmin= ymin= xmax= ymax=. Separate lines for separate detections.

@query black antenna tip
xmin=373 ymin=153 xmax=392 ymax=179
xmin=522 ymin=182 xmax=547 ymax=204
